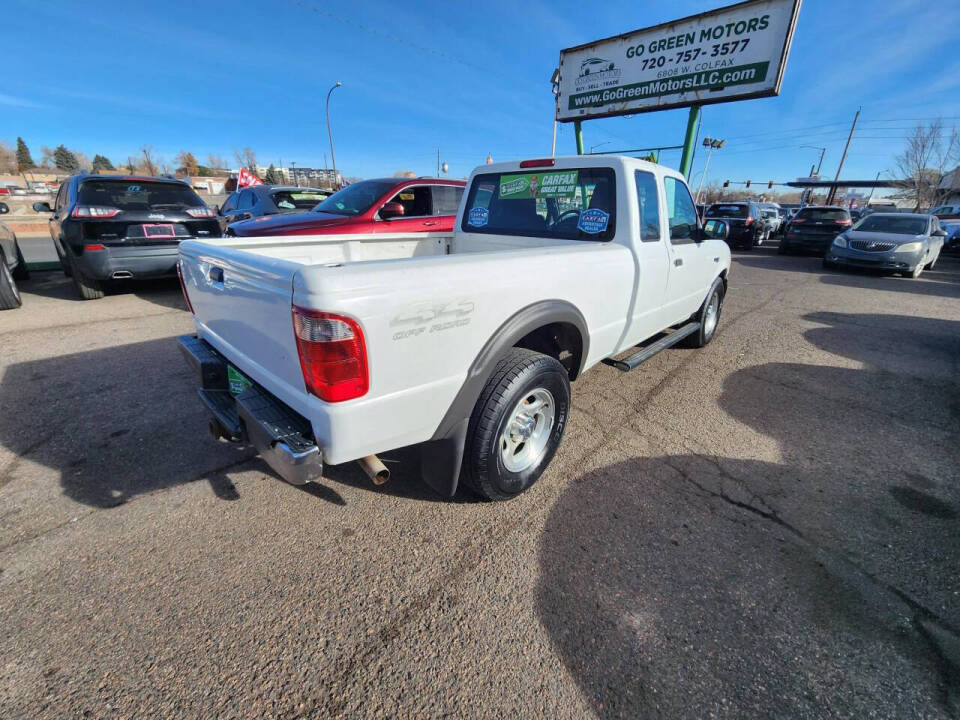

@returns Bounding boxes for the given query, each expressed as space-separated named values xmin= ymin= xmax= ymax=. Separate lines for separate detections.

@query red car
xmin=228 ymin=177 xmax=465 ymax=236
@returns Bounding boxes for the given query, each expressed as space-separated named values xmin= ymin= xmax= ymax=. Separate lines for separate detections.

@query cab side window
xmin=238 ymin=191 xmax=255 ymax=210
xmin=634 ymin=170 xmax=661 ymax=242
xmin=431 ymin=185 xmax=463 ymax=216
xmin=664 ymin=176 xmax=698 ymax=244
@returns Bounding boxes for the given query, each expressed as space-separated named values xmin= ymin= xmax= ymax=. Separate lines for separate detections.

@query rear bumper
xmin=178 ymin=335 xmax=323 ymax=485
xmin=78 ymin=244 xmax=180 ymax=280
xmin=783 ymin=233 xmax=834 ymax=252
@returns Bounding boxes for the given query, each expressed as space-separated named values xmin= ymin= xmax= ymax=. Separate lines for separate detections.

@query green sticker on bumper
xmin=228 ymin=365 xmax=252 ymax=396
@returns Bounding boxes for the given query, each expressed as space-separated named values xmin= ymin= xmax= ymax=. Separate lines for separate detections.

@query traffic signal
xmin=745 ymin=180 xmax=751 ymax=188
xmin=723 ymin=180 xmax=729 ymax=187
xmin=768 ymin=181 xmax=774 ymax=189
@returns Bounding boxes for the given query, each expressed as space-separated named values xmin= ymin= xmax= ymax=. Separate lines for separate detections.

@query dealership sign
xmin=556 ymin=0 xmax=802 ymax=122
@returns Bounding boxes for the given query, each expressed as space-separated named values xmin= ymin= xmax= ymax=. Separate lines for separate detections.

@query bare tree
xmin=206 ymin=153 xmax=228 ymax=175
xmin=892 ymin=119 xmax=960 ymax=211
xmin=40 ymin=145 xmax=55 ymax=168
xmin=0 ymin=142 xmax=16 ymax=173
xmin=71 ymin=150 xmax=91 ymax=172
xmin=233 ymin=147 xmax=257 ymax=172
xmin=140 ymin=145 xmax=158 ymax=176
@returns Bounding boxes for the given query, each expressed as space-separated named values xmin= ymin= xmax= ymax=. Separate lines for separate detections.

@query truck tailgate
xmin=178 ymin=239 xmax=307 ymax=415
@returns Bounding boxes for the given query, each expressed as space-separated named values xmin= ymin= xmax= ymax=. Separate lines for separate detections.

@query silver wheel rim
xmin=499 ymin=388 xmax=555 ymax=473
xmin=703 ymin=291 xmax=720 ymax=338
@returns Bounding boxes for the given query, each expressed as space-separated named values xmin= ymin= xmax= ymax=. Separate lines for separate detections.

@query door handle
xmin=209 ymin=266 xmax=224 ymax=283
xmin=713 ymin=256 xmax=720 ymax=262
xmin=423 ymin=220 xmax=440 ymax=227
xmin=674 ymin=258 xmax=683 ymax=266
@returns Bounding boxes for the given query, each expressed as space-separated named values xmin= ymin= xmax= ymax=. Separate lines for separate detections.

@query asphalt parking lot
xmin=1 ymin=246 xmax=958 ymax=719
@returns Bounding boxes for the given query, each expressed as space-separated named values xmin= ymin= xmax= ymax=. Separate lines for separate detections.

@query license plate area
xmin=142 ymin=223 xmax=175 ymax=238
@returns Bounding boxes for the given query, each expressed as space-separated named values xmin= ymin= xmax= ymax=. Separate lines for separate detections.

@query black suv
xmin=779 ymin=206 xmax=852 ymax=255
xmin=34 ymin=173 xmax=221 ymax=299
xmin=704 ymin=202 xmax=768 ymax=250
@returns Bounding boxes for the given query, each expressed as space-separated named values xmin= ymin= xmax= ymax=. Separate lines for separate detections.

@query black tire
xmin=67 ymin=250 xmax=104 ymax=300
xmin=461 ymin=349 xmax=570 ymax=501
xmin=12 ymin=242 xmax=30 ymax=281
xmin=822 ymin=257 xmax=837 ymax=270
xmin=683 ymin=277 xmax=724 ymax=348
xmin=0 ymin=251 xmax=22 ymax=310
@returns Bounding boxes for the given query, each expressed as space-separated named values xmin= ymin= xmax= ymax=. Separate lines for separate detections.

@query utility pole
xmin=437 ymin=148 xmax=440 ymax=177
xmin=827 ymin=108 xmax=860 ymax=205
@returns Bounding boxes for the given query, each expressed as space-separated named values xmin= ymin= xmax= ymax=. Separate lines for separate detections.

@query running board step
xmin=602 ymin=322 xmax=701 ymax=372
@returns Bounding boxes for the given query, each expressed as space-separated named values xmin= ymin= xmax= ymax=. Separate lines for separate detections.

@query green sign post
xmin=678 ymin=104 xmax=701 ymax=179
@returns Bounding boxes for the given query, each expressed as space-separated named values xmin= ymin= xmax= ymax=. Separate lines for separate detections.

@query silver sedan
xmin=824 ymin=213 xmax=946 ymax=279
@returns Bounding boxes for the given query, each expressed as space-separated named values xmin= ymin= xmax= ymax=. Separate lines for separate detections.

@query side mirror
xmin=933 ymin=228 xmax=947 ymax=237
xmin=0 ymin=202 xmax=8 ymax=214
xmin=33 ymin=201 xmax=53 ymax=213
xmin=379 ymin=201 xmax=405 ymax=220
xmin=703 ymin=219 xmax=728 ymax=240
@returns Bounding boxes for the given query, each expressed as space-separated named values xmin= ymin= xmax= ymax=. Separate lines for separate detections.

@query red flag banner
xmin=237 ymin=168 xmax=264 ymax=188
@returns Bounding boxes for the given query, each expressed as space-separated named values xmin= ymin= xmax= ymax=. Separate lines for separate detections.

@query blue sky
xmin=3 ymin=0 xmax=960 ymax=190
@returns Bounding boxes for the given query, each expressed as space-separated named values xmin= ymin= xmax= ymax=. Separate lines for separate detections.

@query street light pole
xmin=551 ymin=68 xmax=560 ymax=157
xmin=326 ymin=81 xmax=342 ymax=189
xmin=695 ymin=137 xmax=725 ymax=204
xmin=589 ymin=142 xmax=611 ymax=154
xmin=801 ymin=145 xmax=827 ymax=176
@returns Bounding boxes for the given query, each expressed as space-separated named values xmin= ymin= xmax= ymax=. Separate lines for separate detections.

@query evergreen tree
xmin=16 ymin=137 xmax=36 ymax=169
xmin=53 ymin=144 xmax=79 ymax=171
xmin=264 ymin=164 xmax=280 ymax=184
xmin=91 ymin=154 xmax=115 ymax=172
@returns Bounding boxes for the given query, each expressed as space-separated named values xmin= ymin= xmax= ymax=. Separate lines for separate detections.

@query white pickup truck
xmin=177 ymin=155 xmax=731 ymax=500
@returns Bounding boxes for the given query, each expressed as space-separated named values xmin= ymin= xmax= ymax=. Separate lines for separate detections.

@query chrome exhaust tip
xmin=358 ymin=455 xmax=390 ymax=485
xmin=112 ymin=270 xmax=133 ymax=279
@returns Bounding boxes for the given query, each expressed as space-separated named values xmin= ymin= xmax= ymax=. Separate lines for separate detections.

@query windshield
xmin=795 ymin=208 xmax=849 ymax=221
xmin=313 ymin=180 xmax=396 ymax=216
xmin=852 ymin=215 xmax=927 ymax=235
xmin=272 ymin=190 xmax=329 ymax=211
xmin=706 ymin=204 xmax=747 ymax=218
xmin=78 ymin=180 xmax=203 ymax=210
xmin=461 ymin=168 xmax=616 ymax=241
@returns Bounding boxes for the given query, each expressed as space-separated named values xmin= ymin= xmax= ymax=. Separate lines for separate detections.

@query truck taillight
xmin=292 ymin=307 xmax=368 ymax=402
xmin=176 ymin=260 xmax=194 ymax=314
xmin=745 ymin=216 xmax=755 ymax=225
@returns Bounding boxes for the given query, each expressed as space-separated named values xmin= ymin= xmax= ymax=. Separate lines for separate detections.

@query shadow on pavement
xmin=537 ymin=312 xmax=960 ymax=718
xmin=16 ymin=271 xmax=190 ymax=309
xmin=0 ymin=337 xmax=258 ymax=508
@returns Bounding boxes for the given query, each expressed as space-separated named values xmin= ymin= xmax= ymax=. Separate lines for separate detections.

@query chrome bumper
xmin=178 ymin=335 xmax=322 ymax=485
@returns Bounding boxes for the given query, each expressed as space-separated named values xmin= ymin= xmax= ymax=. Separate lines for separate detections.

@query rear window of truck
xmin=461 ymin=168 xmax=616 ymax=241
xmin=795 ymin=208 xmax=850 ymax=221
xmin=78 ymin=180 xmax=204 ymax=210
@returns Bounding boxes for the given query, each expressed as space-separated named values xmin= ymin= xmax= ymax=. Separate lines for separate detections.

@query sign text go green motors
xmin=556 ymin=0 xmax=802 ymax=122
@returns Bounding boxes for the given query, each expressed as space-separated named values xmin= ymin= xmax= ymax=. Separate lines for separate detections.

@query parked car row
xmin=24 ymin=172 xmax=466 ymax=304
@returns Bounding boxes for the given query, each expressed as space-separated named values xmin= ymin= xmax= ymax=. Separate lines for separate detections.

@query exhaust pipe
xmin=358 ymin=455 xmax=389 ymax=485
xmin=112 ymin=270 xmax=133 ymax=279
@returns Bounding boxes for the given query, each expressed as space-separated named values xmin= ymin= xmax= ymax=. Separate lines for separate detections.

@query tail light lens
xmin=186 ymin=207 xmax=216 ymax=218
xmin=791 ymin=217 xmax=806 ymax=223
xmin=745 ymin=216 xmax=755 ymax=225
xmin=292 ymin=308 xmax=368 ymax=402
xmin=836 ymin=218 xmax=852 ymax=226
xmin=72 ymin=205 xmax=120 ymax=218
xmin=176 ymin=260 xmax=194 ymax=314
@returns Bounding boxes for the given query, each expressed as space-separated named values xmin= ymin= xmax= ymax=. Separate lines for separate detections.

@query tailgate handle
xmin=209 ymin=266 xmax=224 ymax=283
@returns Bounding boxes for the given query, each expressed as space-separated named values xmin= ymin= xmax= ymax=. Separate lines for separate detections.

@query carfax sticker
xmin=498 ymin=171 xmax=578 ymax=199
xmin=577 ymin=208 xmax=609 ymax=234
xmin=467 ymin=206 xmax=489 ymax=227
